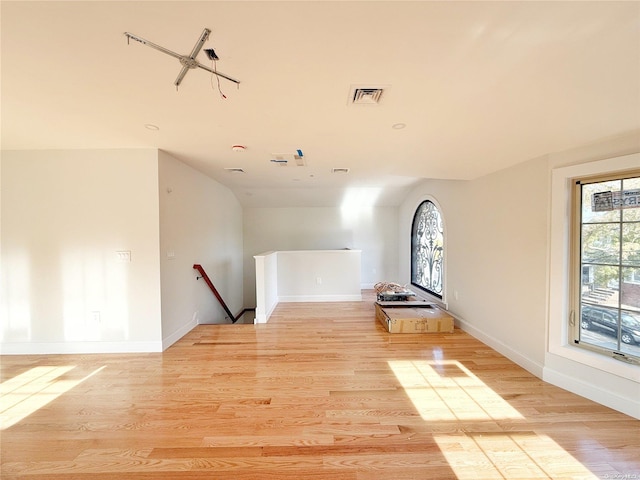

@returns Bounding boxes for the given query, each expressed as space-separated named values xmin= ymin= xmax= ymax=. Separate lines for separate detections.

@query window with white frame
xmin=571 ymin=171 xmax=640 ymax=363
xmin=411 ymin=199 xmax=444 ymax=299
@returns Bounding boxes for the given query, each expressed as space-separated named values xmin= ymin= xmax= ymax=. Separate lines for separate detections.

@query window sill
xmin=411 ymin=288 xmax=448 ymax=311
xmin=548 ymin=343 xmax=640 ymax=382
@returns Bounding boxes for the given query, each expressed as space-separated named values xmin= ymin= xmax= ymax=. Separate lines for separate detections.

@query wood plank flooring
xmin=1 ymin=292 xmax=639 ymax=479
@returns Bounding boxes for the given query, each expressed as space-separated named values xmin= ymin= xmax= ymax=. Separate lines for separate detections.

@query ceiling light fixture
xmin=232 ymin=145 xmax=246 ymax=152
xmin=124 ymin=28 xmax=240 ymax=88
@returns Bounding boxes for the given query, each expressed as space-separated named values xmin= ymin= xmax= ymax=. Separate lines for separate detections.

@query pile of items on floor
xmin=373 ymin=282 xmax=453 ymax=334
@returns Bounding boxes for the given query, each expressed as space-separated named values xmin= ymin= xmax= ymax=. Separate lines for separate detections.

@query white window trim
xmin=549 ymin=153 xmax=640 ymax=382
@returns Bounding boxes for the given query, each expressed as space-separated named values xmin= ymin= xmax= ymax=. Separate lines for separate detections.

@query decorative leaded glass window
xmin=411 ymin=200 xmax=444 ymax=299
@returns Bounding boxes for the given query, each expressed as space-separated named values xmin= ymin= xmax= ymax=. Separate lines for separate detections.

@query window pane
xmin=620 ymin=309 xmax=640 ymax=355
xmin=581 ymin=264 xmax=618 ymax=307
xmin=622 ymin=177 xmax=640 ymax=222
xmin=580 ymin=304 xmax=621 ymax=351
xmin=622 ymin=222 xmax=640 ymax=266
xmin=582 ymin=180 xmax=621 ymax=224
xmin=622 ymin=267 xmax=640 ymax=313
xmin=581 ymin=223 xmax=620 ymax=265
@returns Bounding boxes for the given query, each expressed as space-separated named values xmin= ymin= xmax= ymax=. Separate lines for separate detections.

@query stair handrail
xmin=193 ymin=264 xmax=242 ymax=323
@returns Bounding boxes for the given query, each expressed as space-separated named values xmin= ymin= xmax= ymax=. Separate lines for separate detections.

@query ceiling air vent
xmin=332 ymin=168 xmax=350 ymax=174
xmin=349 ymin=86 xmax=387 ymax=105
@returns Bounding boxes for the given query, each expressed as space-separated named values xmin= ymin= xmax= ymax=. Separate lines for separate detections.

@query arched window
xmin=411 ymin=199 xmax=444 ymax=299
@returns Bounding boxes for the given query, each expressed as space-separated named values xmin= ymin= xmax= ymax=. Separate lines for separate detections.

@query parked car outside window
xmin=581 ymin=304 xmax=640 ymax=345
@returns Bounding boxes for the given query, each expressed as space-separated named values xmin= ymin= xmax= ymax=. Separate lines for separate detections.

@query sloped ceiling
xmin=2 ymin=1 xmax=639 ymax=207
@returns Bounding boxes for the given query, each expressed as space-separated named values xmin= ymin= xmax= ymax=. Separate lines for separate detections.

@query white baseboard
xmin=0 ymin=341 xmax=163 ymax=355
xmin=543 ymin=366 xmax=640 ymax=419
xmin=452 ymin=312 xmax=544 ymax=378
xmin=162 ymin=319 xmax=198 ymax=351
xmin=278 ymin=294 xmax=362 ymax=303
xmin=451 ymin=312 xmax=640 ymax=418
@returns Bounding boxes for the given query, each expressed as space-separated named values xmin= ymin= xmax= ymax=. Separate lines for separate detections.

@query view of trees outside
xmin=580 ymin=176 xmax=640 ymax=357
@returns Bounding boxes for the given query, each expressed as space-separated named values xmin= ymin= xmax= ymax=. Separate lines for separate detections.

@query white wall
xmin=158 ymin=151 xmax=244 ymax=347
xmin=400 ymin=160 xmax=549 ymax=374
xmin=399 ymin=131 xmax=640 ymax=418
xmin=242 ymin=207 xmax=398 ymax=306
xmin=253 ymin=249 xmax=361 ymax=323
xmin=1 ymin=149 xmax=162 ymax=353
xmin=276 ymin=250 xmax=361 ymax=302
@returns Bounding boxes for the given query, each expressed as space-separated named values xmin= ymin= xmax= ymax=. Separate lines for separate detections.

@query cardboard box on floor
xmin=375 ymin=302 xmax=454 ymax=334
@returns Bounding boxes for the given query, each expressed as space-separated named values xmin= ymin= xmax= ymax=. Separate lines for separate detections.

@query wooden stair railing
xmin=193 ymin=264 xmax=254 ymax=324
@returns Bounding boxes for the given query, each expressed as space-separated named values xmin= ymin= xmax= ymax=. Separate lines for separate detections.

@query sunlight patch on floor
xmin=388 ymin=359 xmax=523 ymax=421
xmin=434 ymin=432 xmax=598 ymax=479
xmin=0 ymin=365 xmax=105 ymax=429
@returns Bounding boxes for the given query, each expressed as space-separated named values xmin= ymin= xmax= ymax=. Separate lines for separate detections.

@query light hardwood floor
xmin=1 ymin=292 xmax=639 ymax=479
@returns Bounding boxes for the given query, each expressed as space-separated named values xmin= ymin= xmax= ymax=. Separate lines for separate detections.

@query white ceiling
xmin=2 ymin=1 xmax=639 ymax=207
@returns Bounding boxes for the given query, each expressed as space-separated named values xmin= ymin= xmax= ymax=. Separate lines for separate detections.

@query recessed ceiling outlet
xmin=349 ymin=85 xmax=388 ymax=105
xmin=224 ymin=167 xmax=245 ymax=173
xmin=332 ymin=168 xmax=350 ymax=174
